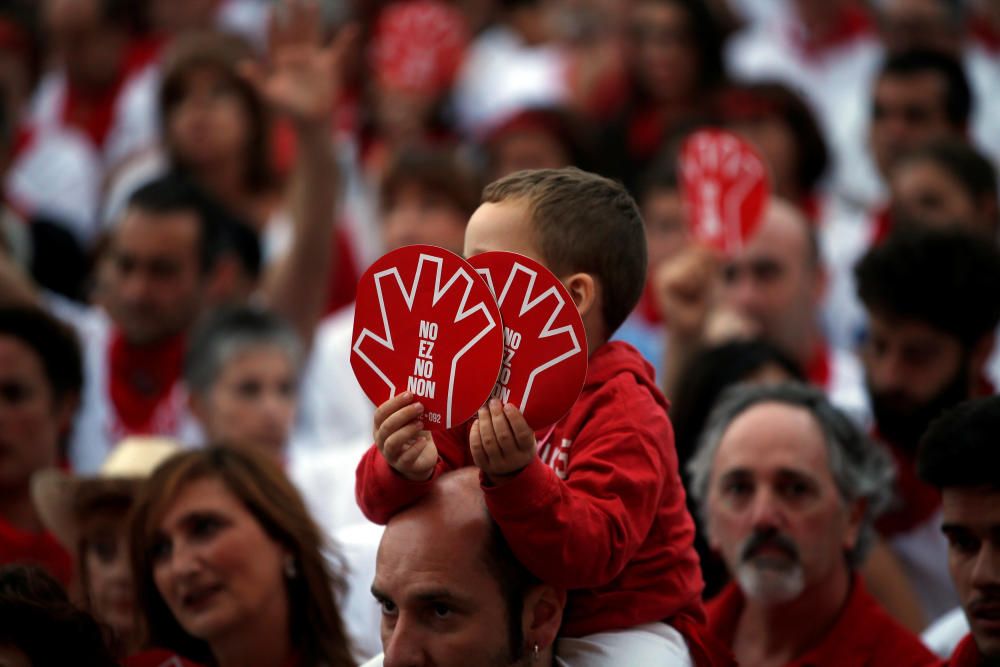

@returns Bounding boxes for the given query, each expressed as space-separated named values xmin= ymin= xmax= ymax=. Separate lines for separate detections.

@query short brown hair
xmin=482 ymin=168 xmax=647 ymax=336
xmin=129 ymin=447 xmax=354 ymax=667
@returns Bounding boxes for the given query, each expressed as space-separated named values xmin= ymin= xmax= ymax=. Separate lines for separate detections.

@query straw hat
xmin=32 ymin=437 xmax=181 ymax=550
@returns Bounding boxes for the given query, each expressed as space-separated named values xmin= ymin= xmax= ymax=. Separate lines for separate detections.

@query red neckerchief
xmin=108 ymin=330 xmax=186 ymax=435
xmin=60 ymin=38 xmax=160 ymax=148
xmin=870 ymin=204 xmax=893 ymax=245
xmin=805 ymin=339 xmax=831 ymax=390
xmin=969 ymin=14 xmax=1000 ymax=54
xmin=947 ymin=634 xmax=986 ymax=667
xmin=0 ymin=516 xmax=73 ymax=587
xmin=872 ymin=429 xmax=942 ymax=536
xmin=788 ymin=5 xmax=873 ymax=61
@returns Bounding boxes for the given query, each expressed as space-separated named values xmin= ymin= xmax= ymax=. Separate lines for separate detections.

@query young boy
xmin=356 ymin=168 xmax=709 ymax=664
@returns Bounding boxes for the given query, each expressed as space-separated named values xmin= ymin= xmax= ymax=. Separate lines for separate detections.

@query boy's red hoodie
xmin=356 ymin=341 xmax=705 ymax=637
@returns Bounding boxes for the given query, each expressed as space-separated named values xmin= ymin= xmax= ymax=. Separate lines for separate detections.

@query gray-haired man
xmin=688 ymin=383 xmax=936 ymax=666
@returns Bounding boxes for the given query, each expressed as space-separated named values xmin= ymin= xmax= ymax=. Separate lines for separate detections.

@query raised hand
xmin=241 ymin=0 xmax=357 ymax=127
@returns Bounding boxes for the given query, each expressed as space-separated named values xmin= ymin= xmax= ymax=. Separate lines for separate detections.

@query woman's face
xmin=167 ymin=66 xmax=252 ymax=168
xmin=628 ymin=0 xmax=701 ymax=102
xmin=196 ymin=346 xmax=297 ymax=458
xmin=151 ymin=477 xmax=288 ymax=644
xmin=83 ymin=524 xmax=135 ymax=645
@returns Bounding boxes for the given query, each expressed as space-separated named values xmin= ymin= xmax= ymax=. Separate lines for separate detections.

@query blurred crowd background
xmin=1 ymin=0 xmax=1000 ymax=664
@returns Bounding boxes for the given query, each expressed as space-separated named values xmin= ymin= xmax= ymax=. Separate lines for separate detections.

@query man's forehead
xmin=714 ymin=403 xmax=831 ymax=477
xmin=375 ymin=518 xmax=496 ymax=599
xmin=877 ymin=71 xmax=946 ymax=100
xmin=941 ymin=487 xmax=1000 ymax=525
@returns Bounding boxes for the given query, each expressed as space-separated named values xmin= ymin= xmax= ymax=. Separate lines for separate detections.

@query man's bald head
xmin=373 ymin=469 xmax=561 ymax=667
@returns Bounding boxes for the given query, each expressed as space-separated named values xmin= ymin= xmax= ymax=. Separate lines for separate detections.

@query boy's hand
xmin=470 ymin=400 xmax=537 ymax=484
xmin=373 ymin=392 xmax=437 ymax=481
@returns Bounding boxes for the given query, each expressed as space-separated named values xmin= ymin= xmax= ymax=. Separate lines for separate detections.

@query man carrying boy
xmin=357 ymin=168 xmax=722 ymax=664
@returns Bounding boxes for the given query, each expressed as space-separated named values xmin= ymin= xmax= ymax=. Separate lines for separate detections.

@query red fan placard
xmin=679 ymin=129 xmax=770 ymax=255
xmin=351 ymin=245 xmax=504 ymax=430
xmin=469 ymin=251 xmax=588 ymax=429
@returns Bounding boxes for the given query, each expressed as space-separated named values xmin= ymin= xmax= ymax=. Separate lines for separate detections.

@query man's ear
xmin=522 ymin=584 xmax=566 ymax=654
xmin=843 ymin=498 xmax=868 ymax=554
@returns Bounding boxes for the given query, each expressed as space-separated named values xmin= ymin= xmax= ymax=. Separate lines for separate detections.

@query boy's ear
xmin=563 ymin=272 xmax=597 ymax=319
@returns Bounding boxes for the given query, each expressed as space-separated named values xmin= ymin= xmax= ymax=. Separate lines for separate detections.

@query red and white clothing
xmin=357 ymin=341 xmax=704 ymax=639
xmin=707 ymin=575 xmax=938 ymax=667
xmin=6 ymin=41 xmax=162 ymax=246
xmin=941 ymin=634 xmax=989 ymax=667
xmin=59 ymin=307 xmax=199 ymax=473
xmin=0 ymin=517 xmax=73 ymax=588
xmin=725 ymin=5 xmax=880 ymax=174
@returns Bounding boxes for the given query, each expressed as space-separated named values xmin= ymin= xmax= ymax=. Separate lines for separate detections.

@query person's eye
xmin=948 ymin=534 xmax=981 ymax=557
xmin=0 ymin=382 xmax=31 ymax=405
xmin=90 ymin=537 xmax=120 ymax=563
xmin=379 ymin=599 xmax=398 ymax=616
xmin=190 ymin=516 xmax=224 ymax=540
xmin=431 ymin=603 xmax=453 ymax=620
xmin=236 ymin=381 xmax=262 ymax=399
xmin=781 ymin=481 xmax=811 ymax=499
xmin=150 ymin=537 xmax=172 ymax=563
xmin=723 ymin=480 xmax=753 ymax=498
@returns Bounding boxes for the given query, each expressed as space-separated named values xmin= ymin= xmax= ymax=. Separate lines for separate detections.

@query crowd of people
xmin=1 ymin=0 xmax=999 ymax=665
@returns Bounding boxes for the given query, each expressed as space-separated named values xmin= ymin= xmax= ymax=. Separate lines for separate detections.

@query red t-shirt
xmin=357 ymin=341 xmax=704 ymax=638
xmin=0 ymin=516 xmax=73 ymax=588
xmin=707 ymin=575 xmax=938 ymax=666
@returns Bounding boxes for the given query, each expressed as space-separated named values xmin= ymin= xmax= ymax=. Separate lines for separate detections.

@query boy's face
xmin=464 ymin=200 xmax=547 ymax=266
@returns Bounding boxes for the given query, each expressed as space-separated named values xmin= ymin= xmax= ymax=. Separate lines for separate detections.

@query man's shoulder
xmin=825 ymin=577 xmax=937 ymax=666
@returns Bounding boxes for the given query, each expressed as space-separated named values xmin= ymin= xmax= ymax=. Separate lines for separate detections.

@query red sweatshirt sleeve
xmin=482 ymin=424 xmax=667 ymax=589
xmin=355 ymin=425 xmax=472 ymax=524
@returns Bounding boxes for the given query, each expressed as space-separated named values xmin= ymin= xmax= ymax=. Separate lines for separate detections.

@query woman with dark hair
xmin=158 ymin=31 xmax=278 ymax=230
xmin=596 ymin=0 xmax=728 ymax=191
xmin=129 ymin=447 xmax=355 ymax=667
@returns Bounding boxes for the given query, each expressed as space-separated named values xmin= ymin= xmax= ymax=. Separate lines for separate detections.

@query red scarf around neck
xmin=108 ymin=330 xmax=186 ymax=435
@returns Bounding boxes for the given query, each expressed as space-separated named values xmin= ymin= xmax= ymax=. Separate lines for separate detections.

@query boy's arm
xmin=355 ymin=399 xmax=472 ymax=524
xmin=482 ymin=424 xmax=668 ymax=589
xmin=354 ymin=444 xmax=447 ymax=524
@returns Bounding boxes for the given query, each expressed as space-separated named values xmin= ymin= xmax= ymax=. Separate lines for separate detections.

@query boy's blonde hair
xmin=482 ymin=168 xmax=647 ymax=337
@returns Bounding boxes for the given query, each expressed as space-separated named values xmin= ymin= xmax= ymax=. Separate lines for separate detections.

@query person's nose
xmin=970 ymin=540 xmax=1000 ymax=591
xmin=382 ymin=615 xmax=427 ymax=667
xmin=748 ymin=486 xmax=785 ymax=532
